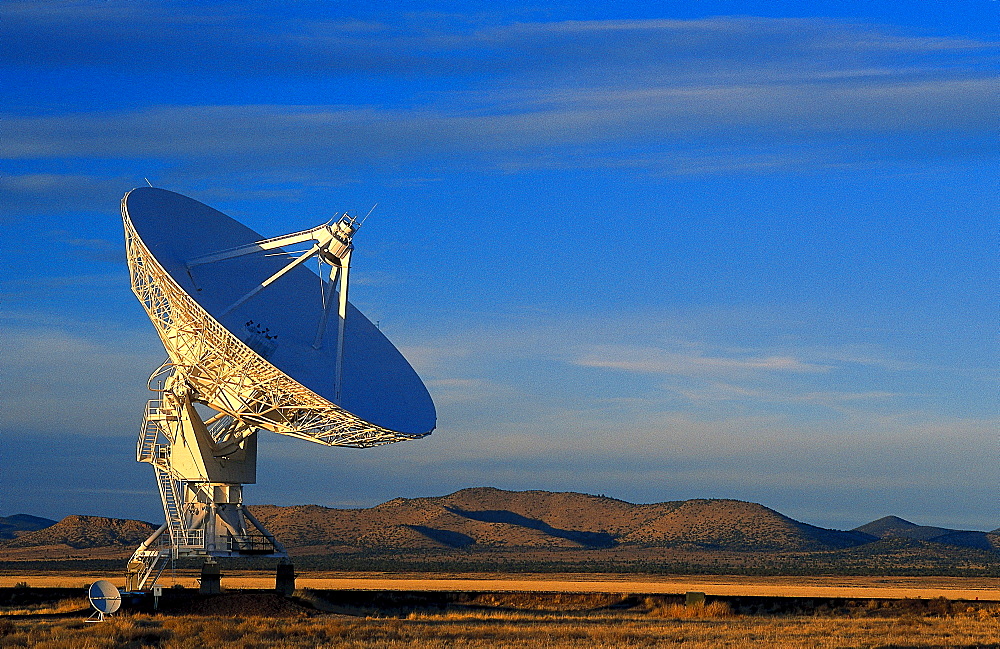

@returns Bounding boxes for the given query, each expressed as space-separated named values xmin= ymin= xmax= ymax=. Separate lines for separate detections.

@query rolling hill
xmin=854 ymin=515 xmax=956 ymax=541
xmin=3 ymin=489 xmax=998 ymax=576
xmin=1 ymin=515 xmax=157 ymax=549
xmin=854 ymin=515 xmax=1000 ymax=552
xmin=248 ymin=487 xmax=875 ymax=552
xmin=0 ymin=514 xmax=56 ymax=540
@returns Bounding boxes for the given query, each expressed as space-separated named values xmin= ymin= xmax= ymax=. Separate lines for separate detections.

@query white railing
xmin=136 ymin=400 xmax=161 ymax=462
xmin=178 ymin=529 xmax=205 ymax=549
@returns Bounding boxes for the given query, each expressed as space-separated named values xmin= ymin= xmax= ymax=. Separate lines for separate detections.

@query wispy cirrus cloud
xmin=3 ymin=5 xmax=996 ymax=77
xmin=0 ymin=325 xmax=163 ymax=435
xmin=0 ymin=172 xmax=138 ymax=215
xmin=666 ymin=381 xmax=903 ymax=406
xmin=2 ymin=14 xmax=997 ymax=200
xmin=3 ymin=70 xmax=997 ymax=164
xmin=396 ymin=307 xmax=990 ymax=434
xmin=574 ymin=345 xmax=829 ymax=375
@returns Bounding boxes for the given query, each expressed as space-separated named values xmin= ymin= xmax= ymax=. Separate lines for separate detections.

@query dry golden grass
xmin=8 ymin=572 xmax=1000 ymax=602
xmin=0 ymin=598 xmax=88 ymax=617
xmin=4 ymin=607 xmax=1000 ymax=648
xmin=647 ymin=598 xmax=734 ymax=618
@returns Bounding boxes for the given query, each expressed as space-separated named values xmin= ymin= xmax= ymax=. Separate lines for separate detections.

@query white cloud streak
xmin=400 ymin=308 xmax=995 ymax=441
xmin=0 ymin=325 xmax=163 ymax=435
xmin=2 ymin=71 xmax=997 ymax=164
xmin=1 ymin=15 xmax=997 ymax=192
xmin=575 ymin=345 xmax=829 ymax=375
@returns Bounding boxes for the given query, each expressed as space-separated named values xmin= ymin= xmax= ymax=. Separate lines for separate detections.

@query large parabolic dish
xmin=122 ymin=187 xmax=435 ymax=446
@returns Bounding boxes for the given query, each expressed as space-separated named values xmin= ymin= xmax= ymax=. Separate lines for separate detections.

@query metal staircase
xmin=127 ymin=395 xmax=205 ymax=590
xmin=125 ymin=539 xmax=169 ymax=592
xmin=154 ymin=453 xmax=187 ymax=547
xmin=136 ymin=397 xmax=190 ymax=547
xmin=136 ymin=399 xmax=164 ymax=462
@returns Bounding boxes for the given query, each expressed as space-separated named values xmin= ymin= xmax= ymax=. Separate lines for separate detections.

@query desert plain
xmin=7 ymin=489 xmax=1000 ymax=646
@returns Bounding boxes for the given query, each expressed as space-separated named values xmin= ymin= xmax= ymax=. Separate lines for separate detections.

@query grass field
xmin=4 ymin=606 xmax=1000 ymax=648
xmin=6 ymin=572 xmax=1000 ymax=601
xmin=6 ymin=584 xmax=1000 ymax=647
xmin=6 ymin=574 xmax=1000 ymax=647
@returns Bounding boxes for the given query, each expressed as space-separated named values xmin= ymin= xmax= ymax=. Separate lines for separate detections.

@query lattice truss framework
xmin=122 ymin=205 xmax=424 ymax=448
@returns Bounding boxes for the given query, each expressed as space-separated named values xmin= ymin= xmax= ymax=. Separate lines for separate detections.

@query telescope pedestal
xmin=126 ymin=377 xmax=287 ymax=591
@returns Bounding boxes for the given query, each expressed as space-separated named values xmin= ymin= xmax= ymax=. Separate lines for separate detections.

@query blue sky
xmin=1 ymin=0 xmax=997 ymax=531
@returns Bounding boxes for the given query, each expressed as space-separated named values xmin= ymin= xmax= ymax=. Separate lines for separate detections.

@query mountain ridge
xmin=0 ymin=514 xmax=57 ymax=540
xmin=245 ymin=487 xmax=877 ymax=552
xmin=1 ymin=515 xmax=157 ymax=549
xmin=851 ymin=514 xmax=1000 ymax=551
xmin=2 ymin=488 xmax=993 ymax=555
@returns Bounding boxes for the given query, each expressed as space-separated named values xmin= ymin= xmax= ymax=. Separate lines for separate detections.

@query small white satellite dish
xmin=87 ymin=580 xmax=121 ymax=622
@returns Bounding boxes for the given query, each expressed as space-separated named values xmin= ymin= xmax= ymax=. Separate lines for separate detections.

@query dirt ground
xmin=4 ymin=572 xmax=1000 ymax=601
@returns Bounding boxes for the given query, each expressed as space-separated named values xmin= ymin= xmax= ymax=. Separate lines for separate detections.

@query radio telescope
xmin=121 ymin=188 xmax=435 ymax=591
